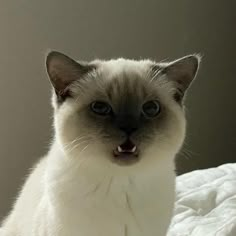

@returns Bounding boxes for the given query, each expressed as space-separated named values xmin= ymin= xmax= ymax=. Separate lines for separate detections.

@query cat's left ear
xmin=46 ymin=51 xmax=94 ymax=102
xmin=160 ymin=54 xmax=201 ymax=102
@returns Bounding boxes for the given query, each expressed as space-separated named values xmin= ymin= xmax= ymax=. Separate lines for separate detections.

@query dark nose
xmin=119 ymin=125 xmax=138 ymax=135
xmin=116 ymin=116 xmax=139 ymax=135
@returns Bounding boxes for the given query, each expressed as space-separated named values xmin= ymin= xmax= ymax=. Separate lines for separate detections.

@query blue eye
xmin=90 ymin=101 xmax=112 ymax=115
xmin=142 ymin=100 xmax=161 ymax=118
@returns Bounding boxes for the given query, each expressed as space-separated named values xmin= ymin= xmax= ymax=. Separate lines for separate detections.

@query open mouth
xmin=113 ymin=139 xmax=139 ymax=164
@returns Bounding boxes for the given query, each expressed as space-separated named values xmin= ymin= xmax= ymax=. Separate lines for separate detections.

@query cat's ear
xmin=46 ymin=51 xmax=93 ymax=102
xmin=160 ymin=55 xmax=201 ymax=102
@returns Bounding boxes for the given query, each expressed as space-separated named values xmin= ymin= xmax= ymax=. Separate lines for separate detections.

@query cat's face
xmin=46 ymin=52 xmax=200 ymax=172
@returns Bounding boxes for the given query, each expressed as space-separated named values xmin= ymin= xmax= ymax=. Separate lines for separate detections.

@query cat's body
xmin=1 ymin=53 xmax=200 ymax=236
xmin=2 ymin=143 xmax=175 ymax=236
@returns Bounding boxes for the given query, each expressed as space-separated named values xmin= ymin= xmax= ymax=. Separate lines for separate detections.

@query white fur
xmin=1 ymin=58 xmax=187 ymax=236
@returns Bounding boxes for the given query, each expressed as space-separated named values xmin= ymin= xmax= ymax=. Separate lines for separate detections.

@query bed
xmin=168 ymin=163 xmax=236 ymax=236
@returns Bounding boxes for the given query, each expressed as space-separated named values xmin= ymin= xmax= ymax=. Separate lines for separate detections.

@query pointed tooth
xmin=131 ymin=146 xmax=137 ymax=153
xmin=117 ymin=146 xmax=123 ymax=153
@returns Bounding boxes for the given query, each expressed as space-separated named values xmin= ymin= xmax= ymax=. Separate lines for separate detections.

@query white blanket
xmin=168 ymin=163 xmax=236 ymax=236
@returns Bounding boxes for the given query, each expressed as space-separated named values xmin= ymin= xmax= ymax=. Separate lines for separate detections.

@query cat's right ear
xmin=156 ymin=55 xmax=201 ymax=103
xmin=46 ymin=51 xmax=93 ymax=102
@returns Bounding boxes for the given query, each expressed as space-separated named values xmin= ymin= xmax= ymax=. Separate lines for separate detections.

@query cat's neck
xmin=43 ymin=141 xmax=175 ymax=236
xmin=45 ymin=140 xmax=175 ymax=203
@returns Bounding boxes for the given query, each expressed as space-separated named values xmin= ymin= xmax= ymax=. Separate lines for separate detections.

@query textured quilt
xmin=168 ymin=163 xmax=236 ymax=236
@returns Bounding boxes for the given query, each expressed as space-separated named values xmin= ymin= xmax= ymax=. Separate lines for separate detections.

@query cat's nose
xmin=119 ymin=125 xmax=138 ymax=136
xmin=115 ymin=114 xmax=139 ymax=136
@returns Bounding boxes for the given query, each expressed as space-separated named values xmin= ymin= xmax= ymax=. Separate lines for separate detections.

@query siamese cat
xmin=1 ymin=51 xmax=200 ymax=236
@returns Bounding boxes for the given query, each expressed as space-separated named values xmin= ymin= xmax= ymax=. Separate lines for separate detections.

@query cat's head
xmin=46 ymin=51 xmax=200 ymax=173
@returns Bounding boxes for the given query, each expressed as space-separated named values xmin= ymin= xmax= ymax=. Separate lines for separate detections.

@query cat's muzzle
xmin=113 ymin=139 xmax=139 ymax=165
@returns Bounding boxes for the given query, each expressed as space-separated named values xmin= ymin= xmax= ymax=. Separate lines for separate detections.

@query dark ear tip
xmin=183 ymin=54 xmax=202 ymax=65
xmin=192 ymin=53 xmax=202 ymax=63
xmin=46 ymin=50 xmax=73 ymax=68
xmin=46 ymin=50 xmax=64 ymax=64
xmin=45 ymin=50 xmax=58 ymax=68
xmin=45 ymin=50 xmax=78 ymax=71
xmin=180 ymin=54 xmax=202 ymax=76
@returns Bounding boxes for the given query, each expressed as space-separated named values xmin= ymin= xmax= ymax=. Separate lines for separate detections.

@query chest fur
xmin=47 ymin=171 xmax=175 ymax=236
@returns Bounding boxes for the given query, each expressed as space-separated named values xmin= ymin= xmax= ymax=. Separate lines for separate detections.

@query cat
xmin=1 ymin=51 xmax=200 ymax=236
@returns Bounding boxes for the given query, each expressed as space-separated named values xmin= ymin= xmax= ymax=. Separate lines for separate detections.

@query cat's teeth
xmin=117 ymin=146 xmax=123 ymax=153
xmin=117 ymin=145 xmax=137 ymax=153
xmin=131 ymin=146 xmax=137 ymax=153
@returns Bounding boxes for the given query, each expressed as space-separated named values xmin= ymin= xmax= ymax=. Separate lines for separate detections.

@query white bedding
xmin=168 ymin=163 xmax=236 ymax=236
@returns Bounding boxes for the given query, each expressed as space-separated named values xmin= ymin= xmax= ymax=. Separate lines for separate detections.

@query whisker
xmin=65 ymin=139 xmax=91 ymax=154
xmin=73 ymin=143 xmax=93 ymax=168
xmin=179 ymin=145 xmax=198 ymax=160
xmin=79 ymin=143 xmax=90 ymax=155
xmin=63 ymin=136 xmax=91 ymax=149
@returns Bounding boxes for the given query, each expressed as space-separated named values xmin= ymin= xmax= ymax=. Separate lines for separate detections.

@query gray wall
xmin=0 ymin=0 xmax=235 ymax=220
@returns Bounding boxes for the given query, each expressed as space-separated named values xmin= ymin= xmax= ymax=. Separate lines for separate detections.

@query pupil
xmin=143 ymin=101 xmax=159 ymax=117
xmin=147 ymin=106 xmax=156 ymax=114
xmin=92 ymin=102 xmax=111 ymax=115
xmin=97 ymin=104 xmax=104 ymax=109
xmin=96 ymin=103 xmax=106 ymax=111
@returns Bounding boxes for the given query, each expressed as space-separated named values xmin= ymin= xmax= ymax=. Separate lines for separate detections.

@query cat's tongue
xmin=114 ymin=139 xmax=138 ymax=157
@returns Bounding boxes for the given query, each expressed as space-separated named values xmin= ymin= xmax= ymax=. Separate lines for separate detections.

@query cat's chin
xmin=112 ymin=139 xmax=140 ymax=166
xmin=112 ymin=154 xmax=140 ymax=166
